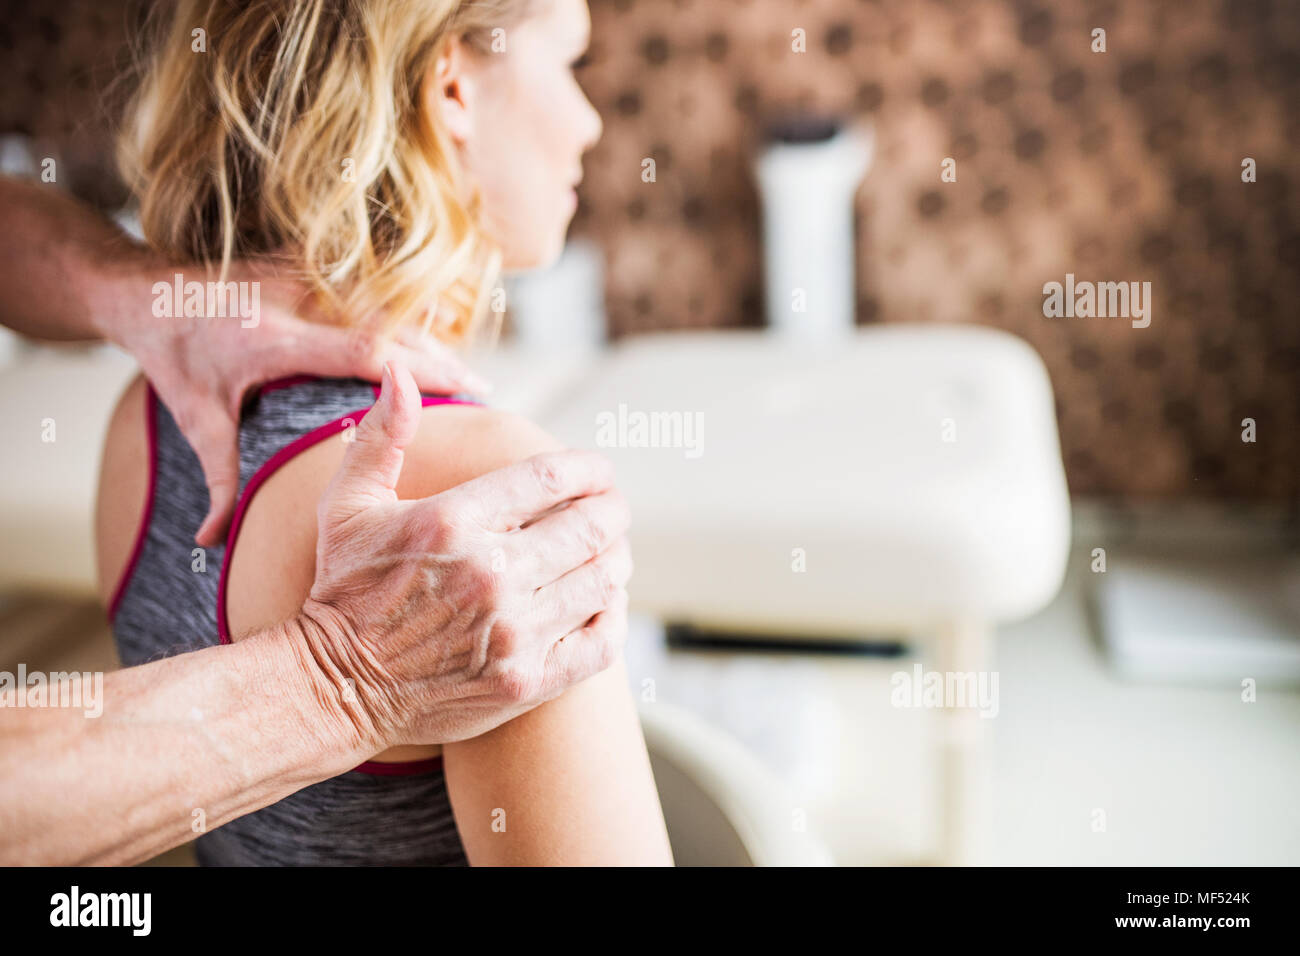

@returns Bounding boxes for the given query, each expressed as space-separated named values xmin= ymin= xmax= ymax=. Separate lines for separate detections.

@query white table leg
xmin=934 ymin=618 xmax=993 ymax=866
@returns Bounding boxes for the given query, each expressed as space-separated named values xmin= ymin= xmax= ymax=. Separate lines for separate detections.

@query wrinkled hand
xmin=110 ymin=260 xmax=490 ymax=547
xmin=290 ymin=362 xmax=632 ymax=752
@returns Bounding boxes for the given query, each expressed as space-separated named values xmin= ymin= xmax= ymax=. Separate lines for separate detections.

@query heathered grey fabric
xmin=110 ymin=377 xmax=471 ymax=866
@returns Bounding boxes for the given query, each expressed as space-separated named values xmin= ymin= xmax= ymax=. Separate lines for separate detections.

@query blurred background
xmin=0 ymin=0 xmax=1297 ymax=865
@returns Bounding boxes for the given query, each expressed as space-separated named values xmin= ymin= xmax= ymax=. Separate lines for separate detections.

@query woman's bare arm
xmin=443 ymin=652 xmax=673 ymax=866
xmin=399 ymin=413 xmax=670 ymax=865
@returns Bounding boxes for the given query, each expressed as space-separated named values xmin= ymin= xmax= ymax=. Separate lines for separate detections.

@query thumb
xmin=326 ymin=361 xmax=421 ymax=510
xmin=195 ymin=424 xmax=241 ymax=547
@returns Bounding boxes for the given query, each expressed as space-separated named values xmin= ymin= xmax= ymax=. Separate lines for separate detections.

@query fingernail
xmin=381 ymin=361 xmax=394 ymax=396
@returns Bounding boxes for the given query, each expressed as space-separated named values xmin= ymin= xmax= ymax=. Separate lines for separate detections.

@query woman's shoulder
xmin=102 ymin=372 xmax=149 ymax=444
xmin=224 ymin=381 xmax=562 ymax=639
xmin=263 ymin=373 xmax=564 ymax=492
xmin=242 ymin=375 xmax=558 ymax=475
xmin=395 ymin=399 xmax=563 ymax=500
xmin=94 ymin=374 xmax=150 ymax=606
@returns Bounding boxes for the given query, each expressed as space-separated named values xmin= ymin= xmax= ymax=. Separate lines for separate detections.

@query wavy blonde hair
xmin=118 ymin=0 xmax=536 ymax=343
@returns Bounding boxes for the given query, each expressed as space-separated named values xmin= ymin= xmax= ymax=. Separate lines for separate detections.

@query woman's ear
xmin=429 ymin=36 xmax=474 ymax=144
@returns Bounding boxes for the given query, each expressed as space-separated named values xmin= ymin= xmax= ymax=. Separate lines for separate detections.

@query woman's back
xmin=99 ymin=375 xmax=478 ymax=864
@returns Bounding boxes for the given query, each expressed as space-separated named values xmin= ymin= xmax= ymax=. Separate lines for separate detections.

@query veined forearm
xmin=0 ymin=176 xmax=151 ymax=344
xmin=0 ymin=618 xmax=365 ymax=866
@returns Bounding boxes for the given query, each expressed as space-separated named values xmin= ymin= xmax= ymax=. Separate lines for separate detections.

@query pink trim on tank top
xmin=257 ymin=374 xmax=321 ymax=397
xmin=216 ymin=385 xmax=475 ymax=776
xmin=107 ymin=383 xmax=159 ymax=623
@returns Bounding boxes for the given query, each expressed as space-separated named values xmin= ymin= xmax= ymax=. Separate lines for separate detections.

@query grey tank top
xmin=108 ymin=375 xmax=477 ymax=865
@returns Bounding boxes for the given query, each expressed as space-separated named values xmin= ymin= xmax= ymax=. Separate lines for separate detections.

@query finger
xmin=543 ymin=589 xmax=629 ymax=692
xmin=393 ymin=327 xmax=493 ymax=397
xmin=262 ymin=320 xmax=492 ymax=398
xmin=193 ymin=423 xmax=242 ymax=547
xmin=249 ymin=320 xmax=392 ymax=386
xmin=439 ymin=449 xmax=617 ymax=532
xmin=507 ymin=490 xmax=630 ymax=587
xmin=322 ymin=361 xmax=421 ymax=511
xmin=533 ymin=537 xmax=633 ymax=636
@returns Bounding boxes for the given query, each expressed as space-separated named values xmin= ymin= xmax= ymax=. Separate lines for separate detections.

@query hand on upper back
xmin=108 ymin=258 xmax=492 ymax=547
xmin=288 ymin=362 xmax=634 ymax=754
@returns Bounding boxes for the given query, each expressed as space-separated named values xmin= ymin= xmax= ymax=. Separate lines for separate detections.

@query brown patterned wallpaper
xmin=2 ymin=0 xmax=1297 ymax=503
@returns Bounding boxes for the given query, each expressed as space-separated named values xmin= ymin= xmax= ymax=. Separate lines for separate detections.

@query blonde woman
xmin=95 ymin=0 xmax=673 ymax=866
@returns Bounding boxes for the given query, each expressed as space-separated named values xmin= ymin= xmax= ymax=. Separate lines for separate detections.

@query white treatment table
xmin=539 ymin=324 xmax=1073 ymax=863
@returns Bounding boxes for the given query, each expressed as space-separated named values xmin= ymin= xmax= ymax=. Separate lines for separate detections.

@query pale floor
xmin=3 ymin=510 xmax=1297 ymax=867
xmin=624 ymin=535 xmax=1300 ymax=865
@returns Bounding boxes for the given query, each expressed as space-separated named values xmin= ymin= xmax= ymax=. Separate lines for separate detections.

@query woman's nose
xmin=580 ymin=98 xmax=603 ymax=152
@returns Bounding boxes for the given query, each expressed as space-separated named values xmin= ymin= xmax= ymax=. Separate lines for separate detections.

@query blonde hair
xmin=117 ymin=0 xmax=536 ymax=342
